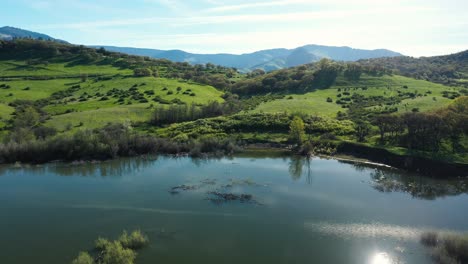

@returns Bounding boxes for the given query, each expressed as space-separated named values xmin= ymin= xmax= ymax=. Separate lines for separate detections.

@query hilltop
xmin=0 ymin=26 xmax=67 ymax=43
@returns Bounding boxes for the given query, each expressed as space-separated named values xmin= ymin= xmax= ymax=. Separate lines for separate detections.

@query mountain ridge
xmin=94 ymin=44 xmax=403 ymax=72
xmin=0 ymin=26 xmax=402 ymax=71
xmin=0 ymin=26 xmax=68 ymax=43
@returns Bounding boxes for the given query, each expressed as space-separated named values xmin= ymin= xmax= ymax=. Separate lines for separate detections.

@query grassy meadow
xmin=252 ymin=75 xmax=457 ymax=116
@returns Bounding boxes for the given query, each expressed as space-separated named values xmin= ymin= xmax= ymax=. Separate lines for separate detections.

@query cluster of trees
xmin=3 ymin=105 xmax=56 ymax=144
xmin=373 ymin=96 xmax=467 ymax=152
xmin=231 ymin=59 xmax=392 ymax=95
xmin=162 ymin=112 xmax=355 ymax=142
xmin=357 ymin=50 xmax=468 ymax=87
xmin=150 ymin=94 xmax=242 ymax=125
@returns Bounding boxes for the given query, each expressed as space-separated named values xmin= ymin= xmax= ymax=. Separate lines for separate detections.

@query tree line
xmin=373 ymin=96 xmax=467 ymax=152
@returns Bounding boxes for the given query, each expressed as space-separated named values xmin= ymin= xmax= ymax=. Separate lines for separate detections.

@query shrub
xmin=95 ymin=237 xmax=111 ymax=250
xmin=320 ymin=132 xmax=337 ymax=140
xmin=102 ymin=241 xmax=136 ymax=264
xmin=71 ymin=252 xmax=94 ymax=264
xmin=119 ymin=230 xmax=149 ymax=250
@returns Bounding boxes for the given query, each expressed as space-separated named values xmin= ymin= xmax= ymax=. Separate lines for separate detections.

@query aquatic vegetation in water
xmin=420 ymin=231 xmax=468 ymax=264
xmin=71 ymin=252 xmax=94 ymax=264
xmin=206 ymin=191 xmax=261 ymax=205
xmin=169 ymin=184 xmax=198 ymax=194
xmin=168 ymin=178 xmax=267 ymax=205
xmin=100 ymin=241 xmax=136 ymax=264
xmin=118 ymin=230 xmax=149 ymax=250
xmin=70 ymin=230 xmax=149 ymax=264
xmin=222 ymin=178 xmax=265 ymax=188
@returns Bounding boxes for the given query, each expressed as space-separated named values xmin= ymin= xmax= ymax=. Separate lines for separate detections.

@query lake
xmin=1 ymin=153 xmax=467 ymax=264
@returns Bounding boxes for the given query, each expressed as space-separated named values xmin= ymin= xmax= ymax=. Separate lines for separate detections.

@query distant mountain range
xmin=0 ymin=26 xmax=67 ymax=43
xmin=0 ymin=26 xmax=402 ymax=71
xmin=95 ymin=45 xmax=403 ymax=72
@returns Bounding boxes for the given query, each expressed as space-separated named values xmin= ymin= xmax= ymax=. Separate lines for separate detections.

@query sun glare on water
xmin=370 ymin=252 xmax=393 ymax=264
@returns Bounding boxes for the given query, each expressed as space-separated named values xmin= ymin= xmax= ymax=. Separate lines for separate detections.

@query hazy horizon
xmin=3 ymin=0 xmax=468 ymax=57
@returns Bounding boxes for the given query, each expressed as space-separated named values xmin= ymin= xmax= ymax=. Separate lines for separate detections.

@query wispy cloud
xmin=36 ymin=6 xmax=434 ymax=30
xmin=203 ymin=0 xmax=409 ymax=13
xmin=204 ymin=0 xmax=310 ymax=13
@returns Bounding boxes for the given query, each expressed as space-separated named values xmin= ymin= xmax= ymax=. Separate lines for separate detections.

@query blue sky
xmin=3 ymin=0 xmax=467 ymax=56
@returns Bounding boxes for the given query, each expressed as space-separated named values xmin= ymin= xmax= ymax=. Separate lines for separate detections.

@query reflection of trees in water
xmin=46 ymin=157 xmax=157 ymax=177
xmin=370 ymin=168 xmax=468 ymax=200
xmin=288 ymin=156 xmax=313 ymax=184
xmin=190 ymin=156 xmax=224 ymax=167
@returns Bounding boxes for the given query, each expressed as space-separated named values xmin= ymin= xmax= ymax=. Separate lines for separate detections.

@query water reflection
xmin=0 ymin=157 xmax=158 ymax=178
xmin=369 ymin=168 xmax=468 ymax=200
xmin=288 ymin=156 xmax=313 ymax=183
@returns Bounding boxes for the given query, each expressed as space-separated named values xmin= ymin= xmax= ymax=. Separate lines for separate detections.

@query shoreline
xmin=1 ymin=145 xmax=466 ymax=178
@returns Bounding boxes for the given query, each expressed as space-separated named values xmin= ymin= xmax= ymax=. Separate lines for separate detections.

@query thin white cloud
xmin=204 ymin=0 xmax=310 ymax=13
xmin=203 ymin=0 xmax=409 ymax=13
xmin=36 ymin=6 xmax=434 ymax=30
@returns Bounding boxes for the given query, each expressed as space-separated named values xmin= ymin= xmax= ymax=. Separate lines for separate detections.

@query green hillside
xmin=0 ymin=39 xmax=466 ymax=165
xmin=357 ymin=50 xmax=468 ymax=87
xmin=252 ymin=75 xmax=457 ymax=117
xmin=0 ymin=39 xmax=232 ymax=134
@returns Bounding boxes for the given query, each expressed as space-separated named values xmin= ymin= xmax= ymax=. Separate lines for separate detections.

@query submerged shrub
xmin=72 ymin=230 xmax=149 ymax=264
xmin=102 ymin=241 xmax=136 ymax=264
xmin=95 ymin=237 xmax=111 ymax=251
xmin=118 ymin=230 xmax=149 ymax=250
xmin=71 ymin=252 xmax=94 ymax=264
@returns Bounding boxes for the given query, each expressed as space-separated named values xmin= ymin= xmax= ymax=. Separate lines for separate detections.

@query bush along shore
xmin=0 ymin=123 xmax=240 ymax=164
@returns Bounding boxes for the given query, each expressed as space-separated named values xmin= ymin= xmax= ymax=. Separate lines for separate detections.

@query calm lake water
xmin=1 ymin=153 xmax=467 ymax=264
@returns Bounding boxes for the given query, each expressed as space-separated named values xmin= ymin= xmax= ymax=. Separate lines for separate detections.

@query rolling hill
xmin=0 ymin=38 xmax=463 ymax=133
xmin=98 ymin=44 xmax=402 ymax=72
xmin=357 ymin=50 xmax=468 ymax=87
xmin=0 ymin=26 xmax=67 ymax=43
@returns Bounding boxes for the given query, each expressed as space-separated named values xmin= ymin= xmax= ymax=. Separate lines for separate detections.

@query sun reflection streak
xmin=370 ymin=252 xmax=392 ymax=264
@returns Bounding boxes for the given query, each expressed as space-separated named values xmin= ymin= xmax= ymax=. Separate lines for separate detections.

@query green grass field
xmin=0 ymin=78 xmax=78 ymax=103
xmin=0 ymin=60 xmax=132 ymax=77
xmin=252 ymin=74 xmax=459 ymax=116
xmin=0 ymin=55 xmax=225 ymax=129
xmin=45 ymin=104 xmax=153 ymax=131
xmin=0 ymin=62 xmax=225 ymax=132
xmin=0 ymin=103 xmax=14 ymax=128
xmin=43 ymin=76 xmax=224 ymax=115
